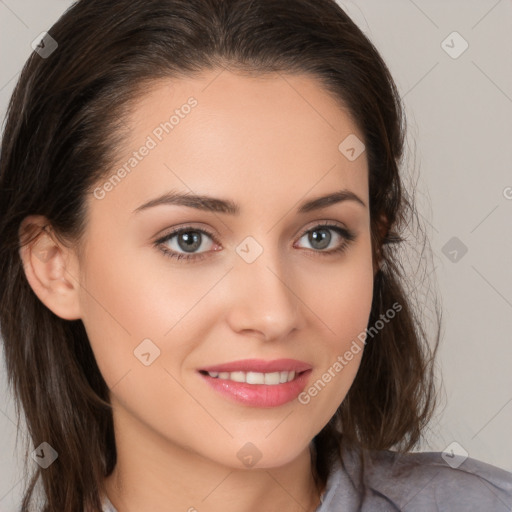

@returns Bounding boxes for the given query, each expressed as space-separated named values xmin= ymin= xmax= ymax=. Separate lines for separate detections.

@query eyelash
xmin=154 ymin=222 xmax=356 ymax=262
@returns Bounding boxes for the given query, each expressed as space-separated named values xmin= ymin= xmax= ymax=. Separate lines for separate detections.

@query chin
xmin=217 ymin=436 xmax=312 ymax=471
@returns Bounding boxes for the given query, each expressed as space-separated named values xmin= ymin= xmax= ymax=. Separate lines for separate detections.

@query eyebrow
xmin=132 ymin=188 xmax=366 ymax=215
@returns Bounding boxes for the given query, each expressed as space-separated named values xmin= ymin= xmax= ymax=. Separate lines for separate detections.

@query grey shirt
xmin=101 ymin=449 xmax=512 ymax=511
xmin=317 ymin=448 xmax=512 ymax=511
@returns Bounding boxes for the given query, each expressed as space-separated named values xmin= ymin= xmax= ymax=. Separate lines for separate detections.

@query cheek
xmin=77 ymin=237 xmax=171 ymax=384
xmin=77 ymin=235 xmax=227 ymax=386
xmin=311 ymin=236 xmax=375 ymax=343
xmin=298 ymin=239 xmax=374 ymax=409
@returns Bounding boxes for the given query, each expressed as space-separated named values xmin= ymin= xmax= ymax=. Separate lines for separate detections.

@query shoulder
xmin=318 ymin=447 xmax=512 ymax=511
xmin=367 ymin=450 xmax=512 ymax=510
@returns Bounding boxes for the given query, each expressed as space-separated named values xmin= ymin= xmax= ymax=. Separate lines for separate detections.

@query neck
xmin=103 ymin=408 xmax=324 ymax=512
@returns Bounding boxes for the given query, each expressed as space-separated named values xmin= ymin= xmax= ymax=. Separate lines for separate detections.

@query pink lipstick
xmin=198 ymin=358 xmax=312 ymax=408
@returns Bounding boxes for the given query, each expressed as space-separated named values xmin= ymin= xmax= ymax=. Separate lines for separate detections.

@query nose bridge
xmin=227 ymin=234 xmax=302 ymax=338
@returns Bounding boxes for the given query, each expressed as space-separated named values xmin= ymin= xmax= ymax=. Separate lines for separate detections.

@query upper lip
xmin=199 ymin=358 xmax=312 ymax=373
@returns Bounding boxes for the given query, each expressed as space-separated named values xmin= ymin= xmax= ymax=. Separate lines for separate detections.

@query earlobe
xmin=18 ymin=215 xmax=82 ymax=320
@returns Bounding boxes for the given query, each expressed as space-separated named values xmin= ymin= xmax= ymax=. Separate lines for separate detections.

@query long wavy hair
xmin=0 ymin=0 xmax=442 ymax=510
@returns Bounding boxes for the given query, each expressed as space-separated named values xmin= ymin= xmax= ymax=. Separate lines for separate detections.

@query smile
xmin=197 ymin=359 xmax=313 ymax=407
xmin=201 ymin=370 xmax=298 ymax=385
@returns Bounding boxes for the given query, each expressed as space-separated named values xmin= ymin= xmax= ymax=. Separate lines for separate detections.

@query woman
xmin=0 ymin=0 xmax=511 ymax=511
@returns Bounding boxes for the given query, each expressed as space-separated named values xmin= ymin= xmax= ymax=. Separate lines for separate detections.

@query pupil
xmin=310 ymin=229 xmax=330 ymax=250
xmin=178 ymin=231 xmax=201 ymax=252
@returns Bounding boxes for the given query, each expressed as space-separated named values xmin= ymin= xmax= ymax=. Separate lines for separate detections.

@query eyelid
xmin=295 ymin=219 xmax=348 ymax=238
xmin=294 ymin=221 xmax=356 ymax=251
xmin=155 ymin=220 xmax=349 ymax=244
xmin=155 ymin=223 xmax=219 ymax=243
xmin=154 ymin=220 xmax=356 ymax=262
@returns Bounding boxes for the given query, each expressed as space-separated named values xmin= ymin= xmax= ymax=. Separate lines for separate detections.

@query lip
xmin=199 ymin=358 xmax=312 ymax=373
xmin=198 ymin=359 xmax=312 ymax=408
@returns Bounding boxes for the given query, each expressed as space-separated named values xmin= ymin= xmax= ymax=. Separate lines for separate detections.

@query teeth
xmin=280 ymin=371 xmax=289 ymax=383
xmin=264 ymin=372 xmax=280 ymax=385
xmin=206 ymin=370 xmax=297 ymax=385
xmin=246 ymin=371 xmax=265 ymax=384
xmin=230 ymin=371 xmax=245 ymax=383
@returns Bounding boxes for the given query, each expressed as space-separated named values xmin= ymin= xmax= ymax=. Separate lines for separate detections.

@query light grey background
xmin=1 ymin=0 xmax=511 ymax=510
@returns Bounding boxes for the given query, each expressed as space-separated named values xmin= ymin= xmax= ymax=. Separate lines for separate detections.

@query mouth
xmin=197 ymin=359 xmax=312 ymax=407
xmin=198 ymin=369 xmax=306 ymax=385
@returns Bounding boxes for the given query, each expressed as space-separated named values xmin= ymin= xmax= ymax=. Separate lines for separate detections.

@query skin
xmin=19 ymin=68 xmax=379 ymax=512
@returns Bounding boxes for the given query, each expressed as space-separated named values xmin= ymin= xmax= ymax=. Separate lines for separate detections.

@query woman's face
xmin=77 ymin=69 xmax=374 ymax=469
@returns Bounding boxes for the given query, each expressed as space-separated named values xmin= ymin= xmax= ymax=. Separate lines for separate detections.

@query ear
xmin=18 ymin=215 xmax=82 ymax=320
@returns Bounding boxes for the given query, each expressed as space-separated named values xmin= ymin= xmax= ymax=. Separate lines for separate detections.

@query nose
xmin=224 ymin=241 xmax=305 ymax=342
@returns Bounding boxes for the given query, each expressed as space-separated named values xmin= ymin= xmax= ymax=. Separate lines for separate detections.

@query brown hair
xmin=0 ymin=0 xmax=442 ymax=510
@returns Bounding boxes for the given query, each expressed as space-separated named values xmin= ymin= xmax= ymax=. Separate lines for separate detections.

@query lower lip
xmin=199 ymin=370 xmax=312 ymax=408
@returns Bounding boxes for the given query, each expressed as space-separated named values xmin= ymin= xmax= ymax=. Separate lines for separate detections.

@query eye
xmin=154 ymin=222 xmax=356 ymax=263
xmin=294 ymin=223 xmax=356 ymax=256
xmin=155 ymin=226 xmax=219 ymax=262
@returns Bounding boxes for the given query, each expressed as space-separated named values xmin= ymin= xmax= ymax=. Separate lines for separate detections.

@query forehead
xmin=93 ymin=69 xmax=369 ymax=217
xmin=128 ymin=69 xmax=364 ymax=148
